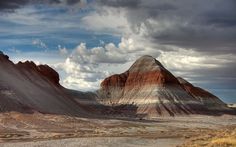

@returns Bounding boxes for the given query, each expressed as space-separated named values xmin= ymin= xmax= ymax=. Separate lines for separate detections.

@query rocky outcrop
xmin=37 ymin=65 xmax=60 ymax=85
xmin=98 ymin=55 xmax=233 ymax=117
xmin=17 ymin=61 xmax=60 ymax=85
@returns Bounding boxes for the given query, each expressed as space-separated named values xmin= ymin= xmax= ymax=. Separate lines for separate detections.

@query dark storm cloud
xmin=98 ymin=0 xmax=236 ymax=54
xmin=0 ymin=0 xmax=81 ymax=11
xmin=98 ymin=0 xmax=140 ymax=8
xmin=180 ymin=62 xmax=236 ymax=89
xmin=66 ymin=0 xmax=82 ymax=5
xmin=0 ymin=0 xmax=29 ymax=11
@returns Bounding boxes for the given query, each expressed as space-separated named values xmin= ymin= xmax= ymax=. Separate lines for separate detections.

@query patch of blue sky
xmin=0 ymin=3 xmax=121 ymax=54
xmin=0 ymin=19 xmax=26 ymax=28
xmin=48 ymin=30 xmax=121 ymax=49
xmin=1 ymin=27 xmax=121 ymax=53
xmin=210 ymin=89 xmax=236 ymax=104
xmin=194 ymin=81 xmax=236 ymax=103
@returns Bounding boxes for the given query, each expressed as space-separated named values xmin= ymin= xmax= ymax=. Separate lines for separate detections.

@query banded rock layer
xmin=98 ymin=55 xmax=231 ymax=117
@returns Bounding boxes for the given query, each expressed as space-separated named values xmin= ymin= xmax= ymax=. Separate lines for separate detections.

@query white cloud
xmin=58 ymin=45 xmax=68 ymax=55
xmin=63 ymin=76 xmax=101 ymax=91
xmin=53 ymin=37 xmax=147 ymax=90
xmin=156 ymin=48 xmax=236 ymax=86
xmin=2 ymin=6 xmax=44 ymax=26
xmin=32 ymin=39 xmax=48 ymax=50
xmin=72 ymin=42 xmax=128 ymax=64
xmin=54 ymin=57 xmax=110 ymax=91
xmin=81 ymin=7 xmax=131 ymax=35
xmin=157 ymin=48 xmax=236 ymax=72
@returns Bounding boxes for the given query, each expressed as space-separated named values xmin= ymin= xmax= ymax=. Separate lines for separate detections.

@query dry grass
xmin=209 ymin=137 xmax=236 ymax=147
xmin=180 ymin=126 xmax=236 ymax=147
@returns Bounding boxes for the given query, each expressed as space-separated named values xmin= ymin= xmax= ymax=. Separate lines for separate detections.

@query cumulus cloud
xmin=54 ymin=56 xmax=110 ymax=91
xmin=53 ymin=41 xmax=124 ymax=90
xmin=72 ymin=42 xmax=127 ymax=64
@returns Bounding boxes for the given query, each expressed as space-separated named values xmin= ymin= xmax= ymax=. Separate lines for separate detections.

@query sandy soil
xmin=1 ymin=137 xmax=185 ymax=147
xmin=0 ymin=112 xmax=236 ymax=147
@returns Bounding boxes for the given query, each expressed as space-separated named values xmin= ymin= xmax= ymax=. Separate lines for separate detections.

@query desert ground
xmin=0 ymin=112 xmax=236 ymax=147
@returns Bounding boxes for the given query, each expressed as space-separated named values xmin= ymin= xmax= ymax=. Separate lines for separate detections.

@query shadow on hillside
xmin=0 ymin=88 xmax=235 ymax=121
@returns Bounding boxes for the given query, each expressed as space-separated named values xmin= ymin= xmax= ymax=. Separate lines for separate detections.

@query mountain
xmin=0 ymin=51 xmax=137 ymax=117
xmin=0 ymin=52 xmax=234 ymax=118
xmin=0 ymin=51 xmax=90 ymax=116
xmin=98 ymin=55 xmax=233 ymax=117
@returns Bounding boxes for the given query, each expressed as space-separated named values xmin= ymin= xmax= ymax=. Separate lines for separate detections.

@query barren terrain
xmin=0 ymin=112 xmax=236 ymax=147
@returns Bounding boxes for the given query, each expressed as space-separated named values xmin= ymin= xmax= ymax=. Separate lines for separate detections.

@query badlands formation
xmin=98 ymin=55 xmax=232 ymax=117
xmin=0 ymin=51 xmax=236 ymax=147
xmin=0 ymin=52 xmax=235 ymax=117
xmin=0 ymin=51 xmax=89 ymax=116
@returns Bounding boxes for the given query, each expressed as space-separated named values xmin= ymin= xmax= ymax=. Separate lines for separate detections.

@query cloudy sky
xmin=0 ymin=0 xmax=235 ymax=103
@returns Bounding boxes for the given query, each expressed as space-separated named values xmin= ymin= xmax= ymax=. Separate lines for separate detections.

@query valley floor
xmin=0 ymin=112 xmax=236 ymax=147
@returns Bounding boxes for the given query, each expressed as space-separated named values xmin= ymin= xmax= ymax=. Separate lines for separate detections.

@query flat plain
xmin=0 ymin=112 xmax=236 ymax=147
